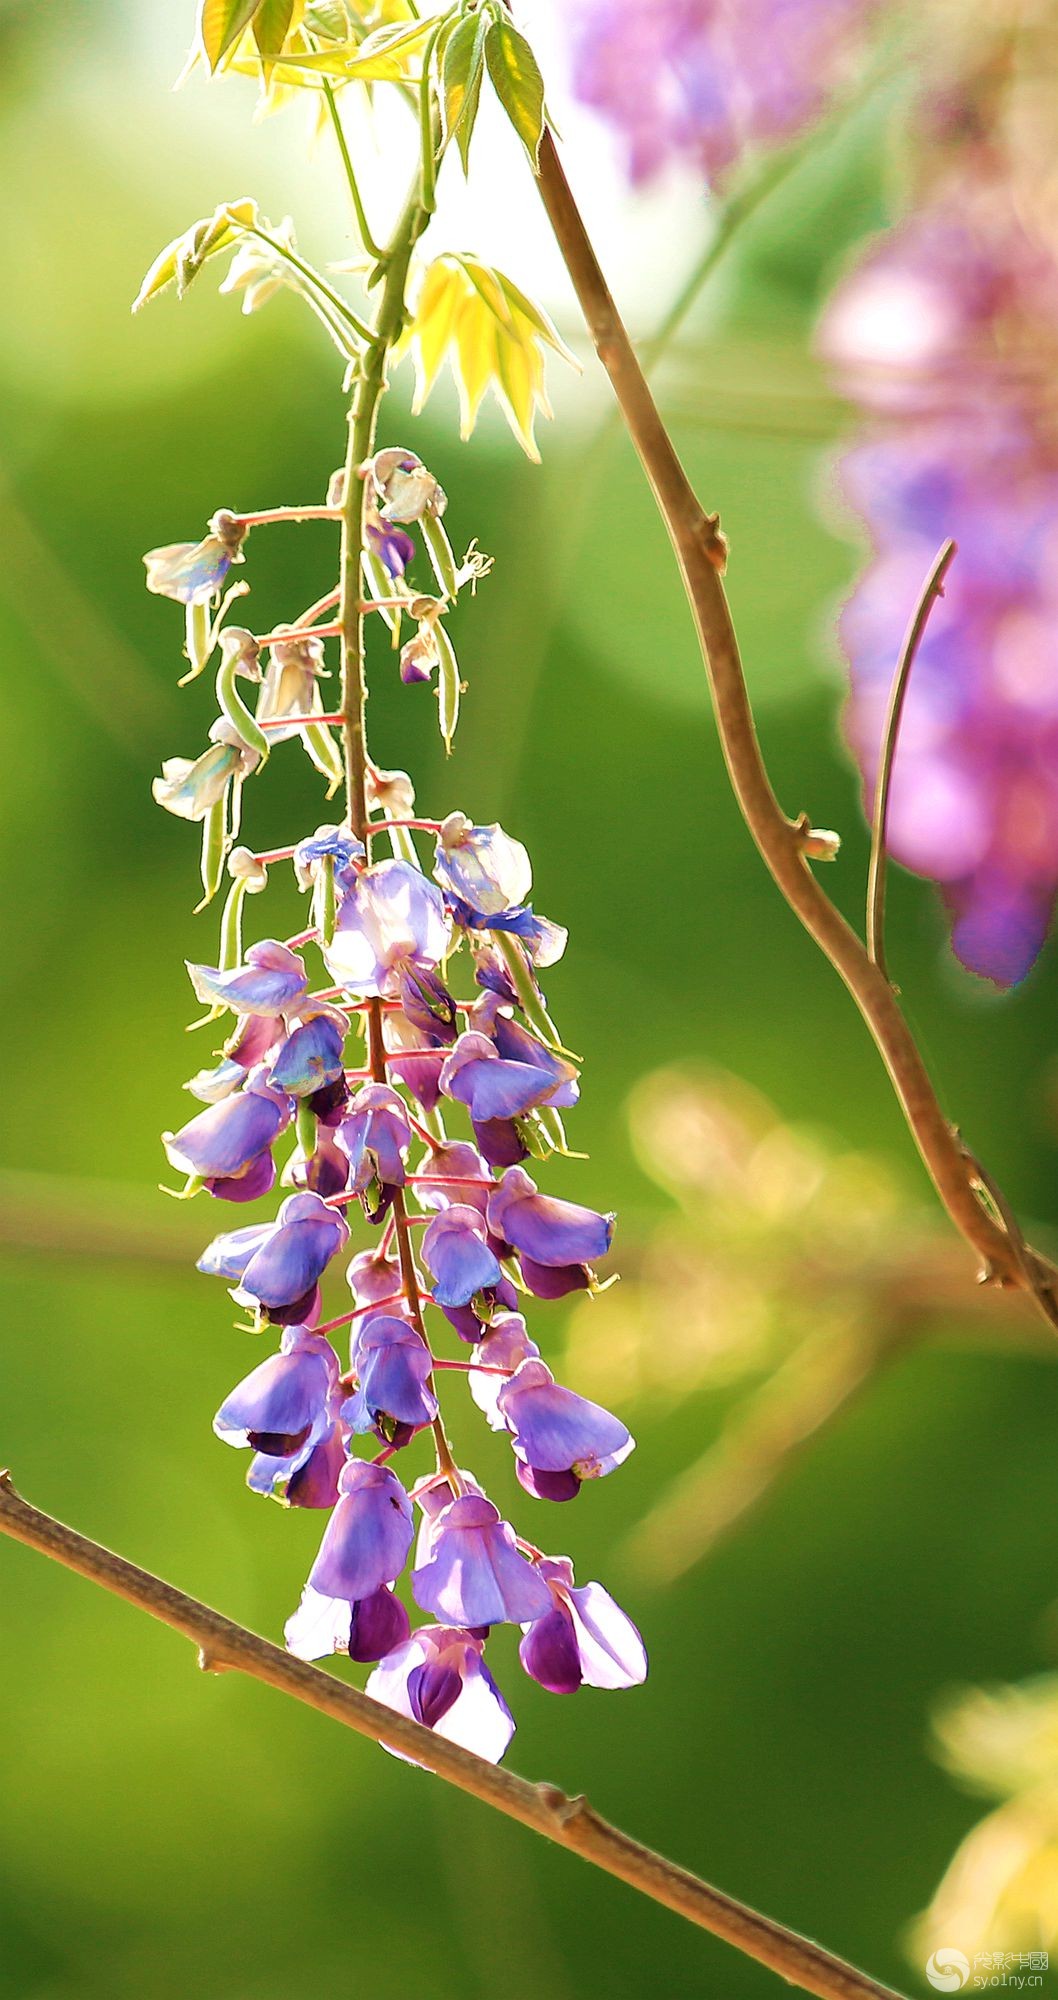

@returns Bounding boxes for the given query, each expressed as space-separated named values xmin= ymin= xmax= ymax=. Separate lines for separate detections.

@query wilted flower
xmin=143 ymin=509 xmax=246 ymax=604
xmin=367 ymin=447 xmax=447 ymax=524
xmin=257 ymin=633 xmax=329 ymax=742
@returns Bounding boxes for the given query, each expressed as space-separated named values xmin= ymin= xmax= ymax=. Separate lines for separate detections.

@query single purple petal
xmin=347 ymin=1585 xmax=412 ymax=1663
xmin=307 ymin=1459 xmax=414 ymax=1601
xmin=164 ymin=1078 xmax=290 ymax=1179
xmin=519 ymin=1604 xmax=583 ymax=1693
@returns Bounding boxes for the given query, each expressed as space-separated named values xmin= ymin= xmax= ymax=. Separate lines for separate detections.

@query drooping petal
xmin=487 ymin=1166 xmax=615 ymax=1269
xmin=411 ymin=1493 xmax=551 ymax=1626
xmin=497 ymin=1358 xmax=634 ymax=1482
xmin=187 ymin=940 xmax=308 ymax=1017
xmin=433 ymin=818 xmax=532 ymax=919
xmin=164 ymin=1076 xmax=291 ymax=1179
xmin=307 ymin=1459 xmax=414 ymax=1601
xmin=421 ymin=1205 xmax=503 ymax=1309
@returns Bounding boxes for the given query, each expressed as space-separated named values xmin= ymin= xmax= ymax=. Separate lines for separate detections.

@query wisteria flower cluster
xmin=821 ymin=167 xmax=1058 ymax=988
xmin=146 ymin=438 xmax=645 ymax=1764
xmin=564 ymin=0 xmax=874 ymax=185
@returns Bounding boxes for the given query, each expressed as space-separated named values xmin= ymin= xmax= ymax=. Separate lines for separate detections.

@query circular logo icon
xmin=926 ymin=1948 xmax=971 ymax=1992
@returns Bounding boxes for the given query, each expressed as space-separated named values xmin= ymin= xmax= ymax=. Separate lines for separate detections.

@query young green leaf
xmin=199 ymin=0 xmax=263 ymax=71
xmin=441 ymin=12 xmax=487 ymax=174
xmin=252 ymin=0 xmax=296 ymax=56
xmin=484 ymin=18 xmax=546 ymax=170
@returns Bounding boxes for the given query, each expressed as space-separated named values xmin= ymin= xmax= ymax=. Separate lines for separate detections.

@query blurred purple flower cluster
xmin=565 ymin=0 xmax=871 ymax=183
xmin=821 ymin=182 xmax=1058 ymax=985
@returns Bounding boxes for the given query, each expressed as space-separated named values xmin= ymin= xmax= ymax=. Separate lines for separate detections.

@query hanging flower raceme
xmin=146 ymin=436 xmax=640 ymax=1764
xmin=563 ymin=0 xmax=876 ymax=186
xmin=820 ymin=181 xmax=1058 ymax=985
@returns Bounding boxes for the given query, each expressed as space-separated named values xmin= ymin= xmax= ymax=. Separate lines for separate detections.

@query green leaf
xmin=199 ymin=0 xmax=263 ymax=71
xmin=133 ymin=199 xmax=258 ymax=312
xmin=483 ymin=18 xmax=545 ymax=170
xmin=252 ymin=0 xmax=296 ymax=55
xmin=441 ymin=13 xmax=487 ymax=174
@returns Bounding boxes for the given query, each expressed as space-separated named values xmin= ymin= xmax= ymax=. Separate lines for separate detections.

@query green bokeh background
xmin=3 ymin=8 xmax=1058 ymax=1997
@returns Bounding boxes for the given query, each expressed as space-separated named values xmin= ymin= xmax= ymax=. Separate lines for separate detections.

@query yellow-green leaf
xmin=484 ymin=18 xmax=545 ymax=169
xmin=404 ymin=253 xmax=574 ymax=458
xmin=253 ymin=0 xmax=297 ymax=56
xmin=132 ymin=199 xmax=259 ymax=312
xmin=441 ymin=12 xmax=487 ymax=173
xmin=199 ymin=0 xmax=263 ymax=71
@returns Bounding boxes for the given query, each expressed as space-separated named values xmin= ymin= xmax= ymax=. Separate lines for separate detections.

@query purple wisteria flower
xmin=343 ymin=1314 xmax=438 ymax=1444
xmin=820 ymin=190 xmax=1058 ymax=983
xmin=306 ymin=1457 xmax=414 ymax=1601
xmin=421 ymin=1204 xmax=503 ymax=1310
xmin=163 ymin=1070 xmax=292 ymax=1197
xmin=566 ymin=0 xmax=873 ymax=186
xmin=268 ymin=1012 xmax=346 ymax=1097
xmin=285 ymin=1581 xmax=411 ymax=1663
xmin=213 ymin=1325 xmax=342 ymax=1502
xmin=323 ymin=859 xmax=452 ymax=996
xmin=497 ymin=1357 xmax=634 ymax=1499
xmin=411 ymin=1492 xmax=551 ymax=1625
xmin=487 ymin=1166 xmax=615 ymax=1281
xmin=432 ymin=816 xmax=532 ymax=919
xmin=519 ymin=1556 xmax=647 ymax=1694
xmin=199 ymin=1191 xmax=349 ymax=1317
xmin=468 ymin=1314 xmax=540 ymax=1429
xmin=366 ymin=1625 xmax=515 ymax=1764
xmin=147 ymin=460 xmax=639 ymax=1757
xmin=339 ymin=1084 xmax=412 ymax=1198
xmin=187 ymin=940 xmax=308 ymax=1017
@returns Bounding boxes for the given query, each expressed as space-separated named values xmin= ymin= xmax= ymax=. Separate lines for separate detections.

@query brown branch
xmin=0 ymin=1473 xmax=906 ymax=2000
xmin=866 ymin=540 xmax=956 ymax=978
xmin=530 ymin=127 xmax=1058 ymax=1320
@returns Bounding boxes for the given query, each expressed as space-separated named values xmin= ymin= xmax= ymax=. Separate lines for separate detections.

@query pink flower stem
xmin=283 ymin=927 xmax=318 ymax=949
xmin=237 ymin=505 xmax=342 ymax=527
xmin=256 ymin=621 xmax=344 ymax=648
xmin=364 ymin=818 xmax=444 ymax=837
xmin=316 ymin=1290 xmax=408 ymax=1335
xmin=259 ymin=711 xmax=346 ymax=730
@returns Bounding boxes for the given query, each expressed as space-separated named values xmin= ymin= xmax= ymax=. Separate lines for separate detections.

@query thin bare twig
xmin=529 ymin=128 xmax=1058 ymax=1320
xmin=866 ymin=540 xmax=957 ymax=980
xmin=0 ymin=1474 xmax=906 ymax=2000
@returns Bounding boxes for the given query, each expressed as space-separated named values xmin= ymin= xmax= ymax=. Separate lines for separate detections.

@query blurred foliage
xmin=4 ymin=6 xmax=1058 ymax=1999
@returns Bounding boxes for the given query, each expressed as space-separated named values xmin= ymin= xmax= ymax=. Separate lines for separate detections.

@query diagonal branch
xmin=530 ymin=127 xmax=1058 ymax=1322
xmin=0 ymin=1474 xmax=906 ymax=2000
